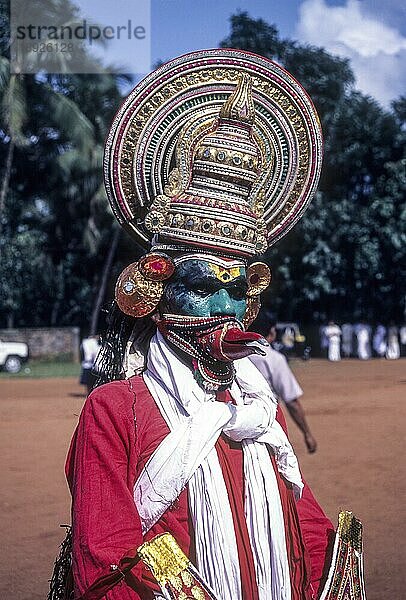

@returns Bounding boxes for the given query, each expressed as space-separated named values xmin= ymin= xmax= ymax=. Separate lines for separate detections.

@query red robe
xmin=66 ymin=376 xmax=333 ymax=600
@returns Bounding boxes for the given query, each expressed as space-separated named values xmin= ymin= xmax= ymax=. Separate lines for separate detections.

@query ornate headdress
xmin=104 ymin=49 xmax=323 ymax=324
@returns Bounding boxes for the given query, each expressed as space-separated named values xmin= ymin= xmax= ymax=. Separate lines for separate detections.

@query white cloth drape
xmin=133 ymin=332 xmax=303 ymax=600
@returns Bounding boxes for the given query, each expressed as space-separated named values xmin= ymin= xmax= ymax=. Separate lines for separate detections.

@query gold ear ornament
xmin=242 ymin=262 xmax=271 ymax=328
xmin=246 ymin=262 xmax=272 ymax=297
xmin=243 ymin=296 xmax=261 ymax=329
xmin=115 ymin=253 xmax=175 ymax=318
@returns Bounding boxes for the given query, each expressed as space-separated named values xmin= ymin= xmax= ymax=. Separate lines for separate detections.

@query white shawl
xmin=134 ymin=332 xmax=303 ymax=600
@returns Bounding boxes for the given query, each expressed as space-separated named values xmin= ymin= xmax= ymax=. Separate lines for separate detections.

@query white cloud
xmin=296 ymin=0 xmax=406 ymax=106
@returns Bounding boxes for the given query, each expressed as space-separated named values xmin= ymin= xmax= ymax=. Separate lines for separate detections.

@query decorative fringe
xmin=319 ymin=511 xmax=366 ymax=600
xmin=138 ymin=533 xmax=219 ymax=600
xmin=47 ymin=526 xmax=73 ymax=600
xmin=94 ymin=301 xmax=156 ymax=389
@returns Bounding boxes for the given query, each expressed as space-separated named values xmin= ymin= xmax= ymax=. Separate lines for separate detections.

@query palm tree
xmin=0 ymin=0 xmax=109 ymax=232
xmin=0 ymin=58 xmax=99 ymax=228
xmin=0 ymin=0 xmax=132 ymax=329
xmin=48 ymin=73 xmax=132 ymax=331
xmin=0 ymin=0 xmax=107 ymax=328
xmin=0 ymin=56 xmax=27 ymax=224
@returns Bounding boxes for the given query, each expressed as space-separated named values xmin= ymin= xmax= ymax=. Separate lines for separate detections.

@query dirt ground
xmin=0 ymin=358 xmax=405 ymax=600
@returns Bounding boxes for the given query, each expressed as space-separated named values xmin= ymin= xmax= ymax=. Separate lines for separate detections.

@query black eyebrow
xmin=225 ymin=277 xmax=248 ymax=289
xmin=185 ymin=274 xmax=248 ymax=291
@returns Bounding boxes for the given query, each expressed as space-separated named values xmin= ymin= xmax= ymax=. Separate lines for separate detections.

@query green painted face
xmin=162 ymin=259 xmax=247 ymax=321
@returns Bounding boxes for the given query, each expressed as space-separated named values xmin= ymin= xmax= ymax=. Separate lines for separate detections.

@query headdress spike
xmin=219 ymin=73 xmax=255 ymax=124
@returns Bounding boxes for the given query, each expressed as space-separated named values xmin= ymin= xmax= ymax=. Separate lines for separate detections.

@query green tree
xmin=0 ymin=0 xmax=97 ymax=231
xmin=37 ymin=72 xmax=131 ymax=329
xmin=0 ymin=0 xmax=130 ymax=329
xmin=221 ymin=11 xmax=354 ymax=122
xmin=221 ymin=12 xmax=405 ymax=325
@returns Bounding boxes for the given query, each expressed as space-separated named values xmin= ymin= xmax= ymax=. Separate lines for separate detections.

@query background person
xmin=280 ymin=323 xmax=296 ymax=358
xmin=400 ymin=323 xmax=406 ymax=357
xmin=386 ymin=322 xmax=400 ymax=359
xmin=355 ymin=322 xmax=372 ymax=360
xmin=324 ymin=320 xmax=342 ymax=361
xmin=372 ymin=324 xmax=387 ymax=358
xmin=319 ymin=323 xmax=329 ymax=358
xmin=250 ymin=314 xmax=318 ymax=453
xmin=79 ymin=334 xmax=100 ymax=394
xmin=341 ymin=322 xmax=354 ymax=358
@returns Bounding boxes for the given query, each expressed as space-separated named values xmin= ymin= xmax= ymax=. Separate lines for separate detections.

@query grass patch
xmin=0 ymin=360 xmax=80 ymax=379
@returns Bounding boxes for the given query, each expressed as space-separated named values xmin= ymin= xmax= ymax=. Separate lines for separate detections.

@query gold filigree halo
xmin=104 ymin=49 xmax=323 ymax=258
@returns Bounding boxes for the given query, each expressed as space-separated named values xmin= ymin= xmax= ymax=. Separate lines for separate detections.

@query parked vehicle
xmin=273 ymin=323 xmax=311 ymax=360
xmin=0 ymin=339 xmax=29 ymax=373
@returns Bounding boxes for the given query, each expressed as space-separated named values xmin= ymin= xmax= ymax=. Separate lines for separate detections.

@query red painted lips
xmin=197 ymin=324 xmax=265 ymax=361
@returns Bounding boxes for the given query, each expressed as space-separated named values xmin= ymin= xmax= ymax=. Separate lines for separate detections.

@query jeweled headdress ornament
xmin=104 ymin=49 xmax=323 ymax=319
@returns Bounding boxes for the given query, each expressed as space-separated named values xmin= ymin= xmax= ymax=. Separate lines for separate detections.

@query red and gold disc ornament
xmin=115 ymin=253 xmax=175 ymax=318
xmin=138 ymin=253 xmax=175 ymax=281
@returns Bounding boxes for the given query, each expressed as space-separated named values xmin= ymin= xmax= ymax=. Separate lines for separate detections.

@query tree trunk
xmin=0 ymin=138 xmax=15 ymax=235
xmin=50 ymin=263 xmax=65 ymax=326
xmin=90 ymin=225 xmax=121 ymax=335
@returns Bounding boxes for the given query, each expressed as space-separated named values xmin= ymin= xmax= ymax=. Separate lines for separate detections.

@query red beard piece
xmin=198 ymin=325 xmax=265 ymax=362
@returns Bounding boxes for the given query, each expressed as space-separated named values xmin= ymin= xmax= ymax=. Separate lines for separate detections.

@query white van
xmin=0 ymin=339 xmax=29 ymax=373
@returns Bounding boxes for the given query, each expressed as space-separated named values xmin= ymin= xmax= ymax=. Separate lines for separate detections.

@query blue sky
xmin=151 ymin=0 xmax=301 ymax=62
xmin=77 ymin=0 xmax=406 ymax=106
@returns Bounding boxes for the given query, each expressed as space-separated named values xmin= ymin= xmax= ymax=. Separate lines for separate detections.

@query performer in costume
xmin=65 ymin=50 xmax=364 ymax=600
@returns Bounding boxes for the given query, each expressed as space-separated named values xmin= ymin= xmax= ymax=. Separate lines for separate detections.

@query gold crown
xmin=146 ymin=75 xmax=271 ymax=256
xmin=104 ymin=49 xmax=323 ymax=257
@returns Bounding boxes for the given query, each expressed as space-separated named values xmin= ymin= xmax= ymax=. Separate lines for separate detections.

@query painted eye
xmin=193 ymin=287 xmax=209 ymax=297
xmin=230 ymin=286 xmax=246 ymax=300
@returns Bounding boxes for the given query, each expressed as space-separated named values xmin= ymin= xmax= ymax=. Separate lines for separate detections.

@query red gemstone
xmin=139 ymin=253 xmax=175 ymax=281
xmin=149 ymin=260 xmax=165 ymax=272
